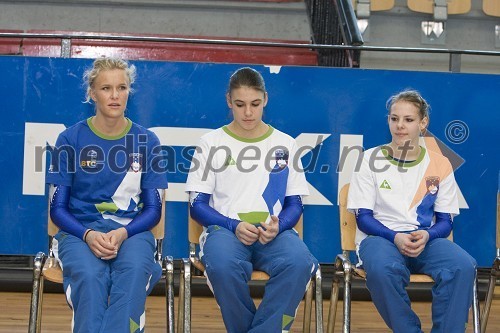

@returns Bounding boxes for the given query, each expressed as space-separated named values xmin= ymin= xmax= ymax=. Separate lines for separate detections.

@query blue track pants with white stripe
xmin=359 ymin=236 xmax=476 ymax=333
xmin=201 ymin=226 xmax=318 ymax=333
xmin=56 ymin=230 xmax=162 ymax=333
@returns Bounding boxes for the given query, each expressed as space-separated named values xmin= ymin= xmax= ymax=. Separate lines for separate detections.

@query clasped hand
xmin=84 ymin=228 xmax=128 ymax=260
xmin=394 ymin=230 xmax=430 ymax=257
xmin=235 ymin=215 xmax=279 ymax=246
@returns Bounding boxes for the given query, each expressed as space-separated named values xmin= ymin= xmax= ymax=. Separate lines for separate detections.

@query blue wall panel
xmin=1 ymin=56 xmax=498 ymax=266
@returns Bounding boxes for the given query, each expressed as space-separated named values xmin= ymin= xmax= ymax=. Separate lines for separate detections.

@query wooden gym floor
xmin=0 ymin=291 xmax=499 ymax=332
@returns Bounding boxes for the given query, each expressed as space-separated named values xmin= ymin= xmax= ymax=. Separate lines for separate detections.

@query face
xmin=90 ymin=69 xmax=130 ymax=120
xmin=388 ymin=100 xmax=428 ymax=148
xmin=226 ymin=86 xmax=268 ymax=138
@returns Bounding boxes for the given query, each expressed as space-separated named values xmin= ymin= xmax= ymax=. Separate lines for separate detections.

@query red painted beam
xmin=0 ymin=30 xmax=23 ymax=55
xmin=19 ymin=30 xmax=317 ymax=66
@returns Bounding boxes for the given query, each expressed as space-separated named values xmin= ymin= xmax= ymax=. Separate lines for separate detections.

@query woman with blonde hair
xmin=348 ymin=89 xmax=476 ymax=332
xmin=47 ymin=57 xmax=168 ymax=333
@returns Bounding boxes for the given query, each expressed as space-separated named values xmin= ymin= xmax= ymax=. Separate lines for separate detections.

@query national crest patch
xmin=425 ymin=176 xmax=440 ymax=195
xmin=274 ymin=148 xmax=289 ymax=169
xmin=129 ymin=153 xmax=143 ymax=173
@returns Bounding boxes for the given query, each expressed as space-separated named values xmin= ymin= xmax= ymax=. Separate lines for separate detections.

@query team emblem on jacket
xmin=80 ymin=149 xmax=98 ymax=169
xmin=275 ymin=148 xmax=289 ymax=168
xmin=129 ymin=153 xmax=143 ymax=172
xmin=425 ymin=176 xmax=440 ymax=195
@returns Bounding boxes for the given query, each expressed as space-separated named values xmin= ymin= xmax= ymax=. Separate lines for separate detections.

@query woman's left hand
xmin=106 ymin=227 xmax=128 ymax=256
xmin=406 ymin=230 xmax=430 ymax=257
xmin=257 ymin=215 xmax=279 ymax=245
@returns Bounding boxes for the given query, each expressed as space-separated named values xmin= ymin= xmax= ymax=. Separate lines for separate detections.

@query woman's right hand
xmin=394 ymin=232 xmax=426 ymax=257
xmin=85 ymin=230 xmax=118 ymax=260
xmin=235 ymin=222 xmax=260 ymax=245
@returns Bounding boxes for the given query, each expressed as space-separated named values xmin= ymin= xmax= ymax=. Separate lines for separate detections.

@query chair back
xmin=351 ymin=0 xmax=394 ymax=11
xmin=151 ymin=192 xmax=166 ymax=240
xmin=48 ymin=216 xmax=59 ymax=237
xmin=189 ymin=209 xmax=303 ymax=245
xmin=47 ymin=194 xmax=60 ymax=236
xmin=483 ymin=0 xmax=500 ymax=17
xmin=189 ymin=211 xmax=204 ymax=245
xmin=339 ymin=184 xmax=357 ymax=252
xmin=408 ymin=0 xmax=471 ymax=14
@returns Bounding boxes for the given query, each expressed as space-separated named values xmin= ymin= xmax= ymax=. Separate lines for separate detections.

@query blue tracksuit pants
xmin=56 ymin=230 xmax=162 ymax=333
xmin=201 ymin=226 xmax=318 ymax=333
xmin=359 ymin=236 xmax=477 ymax=333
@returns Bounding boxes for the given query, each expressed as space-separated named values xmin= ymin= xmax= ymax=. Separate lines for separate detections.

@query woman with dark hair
xmin=186 ymin=67 xmax=318 ymax=333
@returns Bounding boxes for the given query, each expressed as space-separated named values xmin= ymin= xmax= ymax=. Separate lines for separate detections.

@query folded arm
xmin=425 ymin=212 xmax=452 ymax=241
xmin=276 ymin=195 xmax=304 ymax=234
xmin=49 ymin=184 xmax=87 ymax=240
xmin=355 ymin=208 xmax=397 ymax=243
xmin=189 ymin=192 xmax=241 ymax=232
xmin=124 ymin=188 xmax=163 ymax=238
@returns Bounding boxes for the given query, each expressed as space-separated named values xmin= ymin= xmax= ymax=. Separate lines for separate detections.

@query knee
xmin=275 ymin=234 xmax=317 ymax=275
xmin=459 ymin=256 xmax=476 ymax=277
xmin=447 ymin=243 xmax=476 ymax=270
xmin=204 ymin=254 xmax=251 ymax=282
xmin=447 ymin=254 xmax=477 ymax=281
xmin=271 ymin=252 xmax=316 ymax=280
xmin=76 ymin=267 xmax=102 ymax=284
xmin=365 ymin=261 xmax=409 ymax=285
xmin=66 ymin=267 xmax=109 ymax=298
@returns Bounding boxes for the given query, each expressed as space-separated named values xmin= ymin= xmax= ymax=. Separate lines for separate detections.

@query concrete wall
xmin=0 ymin=0 xmax=311 ymax=40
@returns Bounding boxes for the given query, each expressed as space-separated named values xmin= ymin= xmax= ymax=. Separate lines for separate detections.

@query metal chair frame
xmin=174 ymin=212 xmax=324 ymax=333
xmin=29 ymin=194 xmax=170 ymax=333
xmin=481 ymin=189 xmax=500 ymax=333
xmin=327 ymin=184 xmax=480 ymax=333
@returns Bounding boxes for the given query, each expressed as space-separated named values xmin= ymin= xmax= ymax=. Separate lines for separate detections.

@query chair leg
xmin=303 ymin=278 xmax=313 ymax=333
xmin=165 ymin=256 xmax=175 ymax=333
xmin=178 ymin=258 xmax=191 ymax=333
xmin=29 ymin=252 xmax=46 ymax=333
xmin=327 ymin=272 xmax=340 ymax=333
xmin=471 ymin=268 xmax=481 ymax=333
xmin=481 ymin=257 xmax=499 ymax=333
xmin=341 ymin=265 xmax=352 ymax=333
xmin=314 ymin=266 xmax=324 ymax=333
xmin=178 ymin=259 xmax=185 ymax=333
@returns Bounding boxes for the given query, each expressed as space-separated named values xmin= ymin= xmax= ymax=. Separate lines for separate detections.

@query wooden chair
xmin=351 ymin=0 xmax=395 ymax=12
xmin=327 ymin=184 xmax=480 ymax=333
xmin=28 ymin=194 xmax=171 ymax=333
xmin=481 ymin=180 xmax=500 ymax=332
xmin=408 ymin=0 xmax=471 ymax=15
xmin=483 ymin=0 xmax=500 ymax=17
xmin=174 ymin=211 xmax=323 ymax=333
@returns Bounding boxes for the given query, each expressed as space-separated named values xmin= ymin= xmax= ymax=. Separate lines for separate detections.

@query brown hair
xmin=227 ymin=67 xmax=266 ymax=96
xmin=386 ymin=89 xmax=430 ymax=122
